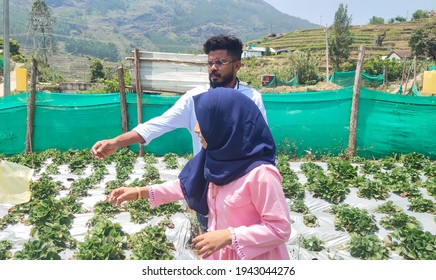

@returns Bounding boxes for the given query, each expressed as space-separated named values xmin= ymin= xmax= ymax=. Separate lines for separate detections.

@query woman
xmin=108 ymin=88 xmax=291 ymax=260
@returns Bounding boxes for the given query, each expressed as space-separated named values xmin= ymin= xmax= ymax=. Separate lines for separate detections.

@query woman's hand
xmin=192 ymin=229 xmax=232 ymax=259
xmin=107 ymin=187 xmax=147 ymax=207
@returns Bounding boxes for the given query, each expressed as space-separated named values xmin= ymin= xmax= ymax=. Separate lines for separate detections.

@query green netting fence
xmin=396 ymin=83 xmax=421 ymax=96
xmin=1 ymin=87 xmax=435 ymax=159
xmin=428 ymin=65 xmax=436 ymax=71
xmin=265 ymin=76 xmax=299 ymax=88
xmin=329 ymin=71 xmax=384 ymax=88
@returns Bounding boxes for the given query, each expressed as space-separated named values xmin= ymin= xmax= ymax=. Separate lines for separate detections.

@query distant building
xmin=382 ymin=50 xmax=412 ymax=61
xmin=242 ymin=47 xmax=277 ymax=58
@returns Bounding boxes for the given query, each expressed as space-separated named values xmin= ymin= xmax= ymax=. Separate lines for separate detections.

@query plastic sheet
xmin=0 ymin=160 xmax=34 ymax=205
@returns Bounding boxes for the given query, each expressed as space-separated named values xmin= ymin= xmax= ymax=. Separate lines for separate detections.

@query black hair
xmin=203 ymin=35 xmax=243 ymax=61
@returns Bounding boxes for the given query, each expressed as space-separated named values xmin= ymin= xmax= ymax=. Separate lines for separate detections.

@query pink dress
xmin=148 ymin=164 xmax=291 ymax=260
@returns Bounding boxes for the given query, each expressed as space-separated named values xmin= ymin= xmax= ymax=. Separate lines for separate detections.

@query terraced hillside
xmin=252 ymin=17 xmax=436 ymax=59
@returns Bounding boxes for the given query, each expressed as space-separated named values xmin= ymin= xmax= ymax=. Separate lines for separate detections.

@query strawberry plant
xmin=143 ymin=152 xmax=158 ymax=164
xmin=327 ymin=158 xmax=358 ymax=183
xmin=299 ymin=236 xmax=325 ymax=252
xmin=305 ymin=171 xmax=350 ymax=204
xmin=407 ymin=197 xmax=436 ymax=214
xmin=392 ymin=225 xmax=436 ymax=260
xmin=31 ymin=222 xmax=77 ymax=249
xmin=27 ymin=197 xmax=75 ymax=229
xmin=300 ymin=162 xmax=323 ymax=175
xmin=356 ymin=179 xmax=390 ymax=200
xmin=129 ymin=225 xmax=175 ymax=260
xmin=380 ymin=211 xmax=421 ymax=230
xmin=13 ymin=239 xmax=62 ymax=260
xmin=422 ymin=177 xmax=436 ymax=198
xmin=360 ymin=160 xmax=382 ymax=175
xmin=69 ymin=177 xmax=96 ymax=197
xmin=303 ymin=214 xmax=319 ymax=227
xmin=0 ymin=240 xmax=12 ymax=260
xmin=374 ymin=200 xmax=403 ymax=214
xmin=282 ymin=178 xmax=305 ymax=200
xmin=67 ymin=149 xmax=92 ymax=175
xmin=290 ymin=199 xmax=309 ymax=214
xmin=143 ymin=163 xmax=162 ymax=184
xmin=348 ymin=234 xmax=390 ymax=260
xmin=163 ymin=152 xmax=179 ymax=169
xmin=331 ymin=204 xmax=378 ymax=235
xmin=400 ymin=152 xmax=429 ymax=171
xmin=380 ymin=154 xmax=399 ymax=170
xmin=93 ymin=201 xmax=120 ymax=218
xmin=30 ymin=173 xmax=62 ymax=200
xmin=104 ymin=179 xmax=127 ymax=195
xmin=75 ymin=217 xmax=128 ymax=260
xmin=277 ymin=154 xmax=299 ymax=180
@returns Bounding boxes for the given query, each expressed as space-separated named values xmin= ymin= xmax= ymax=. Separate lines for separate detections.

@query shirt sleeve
xmin=230 ymin=165 xmax=291 ymax=260
xmin=148 ymin=179 xmax=185 ymax=208
xmin=239 ymin=85 xmax=268 ymax=123
xmin=132 ymin=92 xmax=194 ymax=145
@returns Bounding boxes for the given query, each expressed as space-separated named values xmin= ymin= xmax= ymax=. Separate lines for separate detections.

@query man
xmin=91 ymin=34 xmax=267 ymax=232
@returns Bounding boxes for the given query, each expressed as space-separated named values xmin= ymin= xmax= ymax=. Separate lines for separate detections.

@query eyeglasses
xmin=207 ymin=60 xmax=236 ymax=68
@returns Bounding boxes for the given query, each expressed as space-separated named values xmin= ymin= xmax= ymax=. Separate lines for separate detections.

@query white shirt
xmin=133 ymin=82 xmax=267 ymax=156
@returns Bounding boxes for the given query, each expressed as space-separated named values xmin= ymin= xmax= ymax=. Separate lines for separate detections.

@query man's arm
xmin=91 ymin=130 xmax=144 ymax=160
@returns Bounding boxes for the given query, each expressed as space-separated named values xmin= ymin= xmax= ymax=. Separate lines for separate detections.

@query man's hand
xmin=91 ymin=131 xmax=145 ymax=160
xmin=91 ymin=139 xmax=118 ymax=160
xmin=192 ymin=229 xmax=232 ymax=259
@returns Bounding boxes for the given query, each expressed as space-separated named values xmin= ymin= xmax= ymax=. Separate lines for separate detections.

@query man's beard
xmin=209 ymin=71 xmax=234 ymax=88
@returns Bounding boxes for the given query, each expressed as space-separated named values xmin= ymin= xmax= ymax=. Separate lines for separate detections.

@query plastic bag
xmin=0 ymin=160 xmax=34 ymax=205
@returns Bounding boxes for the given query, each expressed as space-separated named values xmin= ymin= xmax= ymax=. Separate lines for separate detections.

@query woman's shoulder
xmin=248 ymin=164 xmax=281 ymax=180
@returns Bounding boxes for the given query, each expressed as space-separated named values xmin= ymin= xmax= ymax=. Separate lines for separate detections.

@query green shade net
xmin=265 ymin=75 xmax=299 ymax=88
xmin=329 ymin=71 xmax=384 ymax=87
xmin=1 ymin=88 xmax=435 ymax=159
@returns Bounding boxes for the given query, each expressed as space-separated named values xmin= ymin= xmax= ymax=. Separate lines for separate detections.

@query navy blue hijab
xmin=178 ymin=88 xmax=276 ymax=215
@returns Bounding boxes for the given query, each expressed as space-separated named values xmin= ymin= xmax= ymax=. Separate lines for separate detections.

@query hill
xmin=2 ymin=0 xmax=317 ymax=60
xmin=251 ymin=17 xmax=436 ymax=60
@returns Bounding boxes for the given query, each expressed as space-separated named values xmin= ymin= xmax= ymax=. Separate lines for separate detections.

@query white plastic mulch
xmin=0 ymin=158 xmax=435 ymax=260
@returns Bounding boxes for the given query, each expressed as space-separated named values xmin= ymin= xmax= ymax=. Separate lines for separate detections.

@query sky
xmin=263 ymin=0 xmax=436 ymax=26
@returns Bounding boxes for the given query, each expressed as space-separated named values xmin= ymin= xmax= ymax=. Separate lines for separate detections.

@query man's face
xmin=207 ymin=50 xmax=241 ymax=88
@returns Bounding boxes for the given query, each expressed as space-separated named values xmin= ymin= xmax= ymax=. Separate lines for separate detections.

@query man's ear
xmin=234 ymin=60 xmax=242 ymax=72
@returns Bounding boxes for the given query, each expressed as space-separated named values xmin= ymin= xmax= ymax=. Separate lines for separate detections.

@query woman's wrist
xmin=135 ymin=186 xmax=149 ymax=200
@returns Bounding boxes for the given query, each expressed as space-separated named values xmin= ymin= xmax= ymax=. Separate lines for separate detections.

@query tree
xmin=89 ymin=59 xmax=105 ymax=82
xmin=369 ymin=16 xmax=384 ymax=25
xmin=409 ymin=21 xmax=436 ymax=60
xmin=28 ymin=0 xmax=55 ymax=64
xmin=412 ymin=10 xmax=430 ymax=21
xmin=0 ymin=38 xmax=21 ymax=56
xmin=329 ymin=4 xmax=354 ymax=71
xmin=394 ymin=16 xmax=407 ymax=23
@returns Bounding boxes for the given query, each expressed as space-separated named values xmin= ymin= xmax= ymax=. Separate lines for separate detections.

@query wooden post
xmin=413 ymin=55 xmax=417 ymax=86
xmin=383 ymin=67 xmax=388 ymax=86
xmin=133 ymin=48 xmax=144 ymax=156
xmin=118 ymin=66 xmax=128 ymax=134
xmin=346 ymin=45 xmax=365 ymax=159
xmin=25 ymin=58 xmax=37 ymax=153
xmin=324 ymin=25 xmax=329 ymax=82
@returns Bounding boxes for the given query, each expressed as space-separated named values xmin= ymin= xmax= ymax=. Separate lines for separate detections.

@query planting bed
xmin=0 ymin=149 xmax=435 ymax=260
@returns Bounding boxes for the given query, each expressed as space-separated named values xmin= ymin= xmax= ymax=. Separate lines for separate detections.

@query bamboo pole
xmin=346 ymin=45 xmax=365 ymax=159
xmin=118 ymin=66 xmax=128 ymax=134
xmin=133 ymin=48 xmax=144 ymax=156
xmin=25 ymin=58 xmax=37 ymax=153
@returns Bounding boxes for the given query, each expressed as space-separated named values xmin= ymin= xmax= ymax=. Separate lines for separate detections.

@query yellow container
xmin=15 ymin=67 xmax=28 ymax=92
xmin=421 ymin=71 xmax=436 ymax=96
xmin=0 ymin=160 xmax=33 ymax=205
